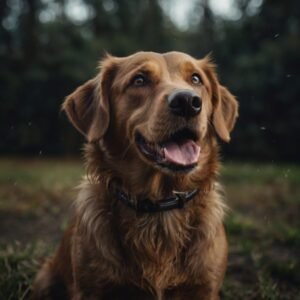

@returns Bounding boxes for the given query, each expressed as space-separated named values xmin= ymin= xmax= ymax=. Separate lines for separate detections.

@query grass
xmin=0 ymin=157 xmax=299 ymax=299
xmin=0 ymin=242 xmax=50 ymax=300
xmin=221 ymin=162 xmax=300 ymax=300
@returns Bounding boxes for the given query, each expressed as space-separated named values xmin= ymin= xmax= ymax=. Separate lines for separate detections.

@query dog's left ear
xmin=201 ymin=58 xmax=239 ymax=142
xmin=62 ymin=55 xmax=119 ymax=142
xmin=213 ymin=85 xmax=239 ymax=142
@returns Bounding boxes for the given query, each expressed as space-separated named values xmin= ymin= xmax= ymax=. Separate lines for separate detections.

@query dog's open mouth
xmin=135 ymin=128 xmax=201 ymax=172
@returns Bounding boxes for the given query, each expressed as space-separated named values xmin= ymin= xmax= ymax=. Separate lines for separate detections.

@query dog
xmin=32 ymin=51 xmax=238 ymax=300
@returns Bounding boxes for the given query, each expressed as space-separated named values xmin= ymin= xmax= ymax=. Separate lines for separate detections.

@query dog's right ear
xmin=62 ymin=55 xmax=119 ymax=142
xmin=200 ymin=56 xmax=238 ymax=142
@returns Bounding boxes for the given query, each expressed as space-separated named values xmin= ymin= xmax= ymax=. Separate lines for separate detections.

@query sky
xmin=56 ymin=0 xmax=263 ymax=27
xmin=165 ymin=0 xmax=239 ymax=29
xmin=64 ymin=0 xmax=241 ymax=28
xmin=62 ymin=0 xmax=263 ymax=30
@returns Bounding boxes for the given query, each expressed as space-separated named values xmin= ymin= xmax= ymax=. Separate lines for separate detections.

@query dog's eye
xmin=132 ymin=75 xmax=148 ymax=87
xmin=191 ymin=74 xmax=202 ymax=85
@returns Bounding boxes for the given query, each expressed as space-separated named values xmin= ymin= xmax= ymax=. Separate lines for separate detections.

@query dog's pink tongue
xmin=163 ymin=140 xmax=200 ymax=166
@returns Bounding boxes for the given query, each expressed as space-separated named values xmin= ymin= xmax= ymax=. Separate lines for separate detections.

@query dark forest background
xmin=0 ymin=0 xmax=299 ymax=161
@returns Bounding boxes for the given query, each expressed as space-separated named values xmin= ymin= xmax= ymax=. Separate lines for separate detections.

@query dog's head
xmin=63 ymin=52 xmax=238 ymax=175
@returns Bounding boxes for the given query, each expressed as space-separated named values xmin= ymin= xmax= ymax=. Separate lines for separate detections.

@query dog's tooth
xmin=156 ymin=144 xmax=162 ymax=152
xmin=157 ymin=146 xmax=165 ymax=161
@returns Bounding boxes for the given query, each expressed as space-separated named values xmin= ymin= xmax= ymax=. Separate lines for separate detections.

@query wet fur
xmin=32 ymin=51 xmax=238 ymax=300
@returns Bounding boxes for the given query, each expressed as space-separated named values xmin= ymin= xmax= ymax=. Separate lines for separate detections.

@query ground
xmin=0 ymin=158 xmax=299 ymax=300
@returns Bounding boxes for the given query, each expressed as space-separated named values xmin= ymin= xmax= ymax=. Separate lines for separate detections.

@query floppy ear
xmin=62 ymin=55 xmax=119 ymax=142
xmin=213 ymin=85 xmax=239 ymax=142
xmin=201 ymin=58 xmax=238 ymax=142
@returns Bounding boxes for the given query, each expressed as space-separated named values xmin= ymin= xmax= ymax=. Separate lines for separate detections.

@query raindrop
xmin=39 ymin=150 xmax=43 ymax=155
xmin=28 ymin=122 xmax=32 ymax=127
xmin=10 ymin=125 xmax=14 ymax=130
xmin=286 ymin=74 xmax=291 ymax=78
xmin=260 ymin=126 xmax=266 ymax=130
xmin=274 ymin=33 xmax=279 ymax=38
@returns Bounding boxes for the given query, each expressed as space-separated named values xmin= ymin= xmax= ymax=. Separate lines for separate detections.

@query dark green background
xmin=1 ymin=0 xmax=299 ymax=161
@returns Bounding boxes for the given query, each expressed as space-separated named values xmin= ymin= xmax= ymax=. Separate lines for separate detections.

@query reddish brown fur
xmin=32 ymin=51 xmax=238 ymax=300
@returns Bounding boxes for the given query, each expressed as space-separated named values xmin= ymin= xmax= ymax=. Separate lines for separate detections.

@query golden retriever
xmin=32 ymin=51 xmax=238 ymax=300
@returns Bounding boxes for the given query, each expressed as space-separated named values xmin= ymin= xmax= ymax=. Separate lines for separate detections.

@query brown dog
xmin=32 ymin=51 xmax=238 ymax=300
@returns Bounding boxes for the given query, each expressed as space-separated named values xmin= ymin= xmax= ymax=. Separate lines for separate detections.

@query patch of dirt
xmin=0 ymin=209 xmax=71 ymax=244
xmin=226 ymin=183 xmax=300 ymax=227
xmin=0 ymin=185 xmax=74 ymax=244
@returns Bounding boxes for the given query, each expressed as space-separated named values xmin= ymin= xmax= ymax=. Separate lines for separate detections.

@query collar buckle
xmin=173 ymin=191 xmax=189 ymax=209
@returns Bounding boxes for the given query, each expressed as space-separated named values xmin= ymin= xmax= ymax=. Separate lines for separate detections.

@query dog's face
xmin=63 ymin=52 xmax=238 ymax=175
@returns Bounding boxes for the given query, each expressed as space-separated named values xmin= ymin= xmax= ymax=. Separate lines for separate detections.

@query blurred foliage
xmin=0 ymin=0 xmax=299 ymax=161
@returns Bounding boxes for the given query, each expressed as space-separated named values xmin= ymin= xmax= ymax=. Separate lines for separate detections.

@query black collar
xmin=109 ymin=181 xmax=199 ymax=213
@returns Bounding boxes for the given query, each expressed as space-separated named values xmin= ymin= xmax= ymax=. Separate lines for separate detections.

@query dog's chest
xmin=120 ymin=212 xmax=194 ymax=290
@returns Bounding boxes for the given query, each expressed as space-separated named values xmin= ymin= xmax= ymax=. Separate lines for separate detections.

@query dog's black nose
xmin=168 ymin=89 xmax=202 ymax=118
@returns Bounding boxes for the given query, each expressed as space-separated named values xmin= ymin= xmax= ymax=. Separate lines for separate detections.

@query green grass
xmin=0 ymin=158 xmax=299 ymax=299
xmin=0 ymin=157 xmax=83 ymax=215
xmin=0 ymin=242 xmax=51 ymax=300
xmin=0 ymin=157 xmax=83 ymax=187
xmin=221 ymin=162 xmax=300 ymax=185
xmin=221 ymin=162 xmax=300 ymax=300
